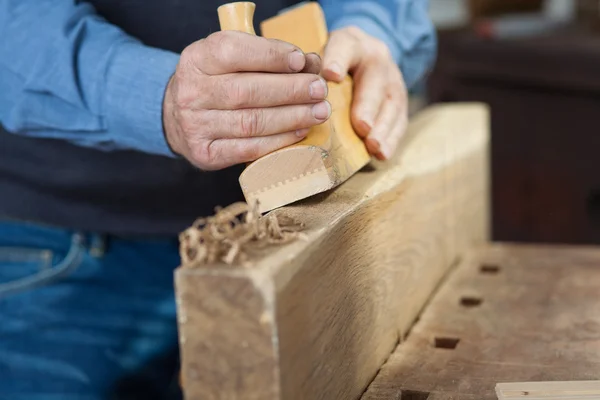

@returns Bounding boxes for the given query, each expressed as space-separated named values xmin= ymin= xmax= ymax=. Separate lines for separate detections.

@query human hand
xmin=163 ymin=31 xmax=330 ymax=170
xmin=321 ymin=27 xmax=408 ymax=161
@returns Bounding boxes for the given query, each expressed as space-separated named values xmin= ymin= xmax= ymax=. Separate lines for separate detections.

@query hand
xmin=322 ymin=27 xmax=408 ymax=161
xmin=163 ymin=31 xmax=331 ymax=170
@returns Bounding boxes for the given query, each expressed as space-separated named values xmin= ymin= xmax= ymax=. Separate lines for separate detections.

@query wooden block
xmin=496 ymin=381 xmax=600 ymax=399
xmin=175 ymin=103 xmax=490 ymax=400
xmin=218 ymin=2 xmax=371 ymax=213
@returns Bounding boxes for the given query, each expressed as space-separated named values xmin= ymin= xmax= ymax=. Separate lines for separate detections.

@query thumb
xmin=322 ymin=29 xmax=362 ymax=82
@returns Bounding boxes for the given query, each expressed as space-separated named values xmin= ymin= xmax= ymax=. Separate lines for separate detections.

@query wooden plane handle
xmin=217 ymin=2 xmax=256 ymax=34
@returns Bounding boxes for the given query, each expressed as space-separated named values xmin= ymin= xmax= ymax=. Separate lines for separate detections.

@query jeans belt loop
xmin=88 ymin=233 xmax=108 ymax=258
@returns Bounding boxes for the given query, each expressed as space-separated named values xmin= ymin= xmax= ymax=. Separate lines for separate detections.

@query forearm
xmin=320 ymin=0 xmax=437 ymax=89
xmin=0 ymin=0 xmax=178 ymax=156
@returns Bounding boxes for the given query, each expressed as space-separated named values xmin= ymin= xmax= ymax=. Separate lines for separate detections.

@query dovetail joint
xmin=243 ymin=167 xmax=328 ymax=196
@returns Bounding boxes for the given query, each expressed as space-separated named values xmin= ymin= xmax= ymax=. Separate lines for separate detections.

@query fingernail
xmin=309 ymin=78 xmax=328 ymax=99
xmin=295 ymin=128 xmax=310 ymax=138
xmin=328 ymin=62 xmax=343 ymax=78
xmin=365 ymin=137 xmax=381 ymax=155
xmin=312 ymin=101 xmax=332 ymax=120
xmin=289 ymin=50 xmax=305 ymax=71
xmin=359 ymin=117 xmax=374 ymax=132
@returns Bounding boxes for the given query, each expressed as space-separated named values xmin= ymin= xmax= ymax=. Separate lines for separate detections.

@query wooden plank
xmin=361 ymin=244 xmax=600 ymax=400
xmin=175 ymin=102 xmax=490 ymax=400
xmin=219 ymin=2 xmax=371 ymax=213
xmin=496 ymin=380 xmax=600 ymax=399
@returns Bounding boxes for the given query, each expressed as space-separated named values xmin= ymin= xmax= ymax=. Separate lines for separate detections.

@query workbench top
xmin=361 ymin=244 xmax=600 ymax=400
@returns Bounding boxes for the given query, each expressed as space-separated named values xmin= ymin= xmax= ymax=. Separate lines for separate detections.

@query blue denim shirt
xmin=0 ymin=0 xmax=436 ymax=158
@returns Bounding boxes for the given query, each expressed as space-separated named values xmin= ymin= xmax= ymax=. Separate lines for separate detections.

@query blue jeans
xmin=0 ymin=220 xmax=182 ymax=400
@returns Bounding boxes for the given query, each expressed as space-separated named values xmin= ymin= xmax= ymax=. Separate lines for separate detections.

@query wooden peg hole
xmin=401 ymin=389 xmax=431 ymax=399
xmin=460 ymin=296 xmax=483 ymax=308
xmin=480 ymin=264 xmax=500 ymax=274
xmin=433 ymin=337 xmax=460 ymax=349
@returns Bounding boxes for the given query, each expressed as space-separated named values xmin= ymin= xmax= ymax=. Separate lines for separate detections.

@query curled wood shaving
xmin=179 ymin=201 xmax=305 ymax=268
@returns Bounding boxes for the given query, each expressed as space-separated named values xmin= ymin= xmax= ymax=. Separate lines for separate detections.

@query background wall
xmin=424 ymin=0 xmax=600 ymax=245
xmin=428 ymin=0 xmax=576 ymax=28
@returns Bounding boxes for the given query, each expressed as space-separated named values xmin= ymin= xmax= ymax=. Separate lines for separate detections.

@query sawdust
xmin=179 ymin=201 xmax=306 ymax=268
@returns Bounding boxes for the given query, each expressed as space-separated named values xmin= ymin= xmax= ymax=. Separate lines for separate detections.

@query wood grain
xmin=361 ymin=244 xmax=600 ymax=400
xmin=175 ymin=103 xmax=490 ymax=400
xmin=234 ymin=2 xmax=371 ymax=213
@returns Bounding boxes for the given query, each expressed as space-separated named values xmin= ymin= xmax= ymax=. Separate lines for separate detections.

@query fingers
xmin=188 ymin=31 xmax=308 ymax=75
xmin=204 ymin=131 xmax=310 ymax=170
xmin=368 ymin=69 xmax=408 ymax=160
xmin=350 ymin=59 xmax=408 ymax=160
xmin=321 ymin=28 xmax=362 ymax=82
xmin=350 ymin=62 xmax=389 ymax=137
xmin=386 ymin=109 xmax=408 ymax=158
xmin=364 ymin=96 xmax=401 ymax=160
xmin=219 ymin=101 xmax=331 ymax=138
xmin=194 ymin=73 xmax=327 ymax=109
xmin=183 ymin=101 xmax=332 ymax=139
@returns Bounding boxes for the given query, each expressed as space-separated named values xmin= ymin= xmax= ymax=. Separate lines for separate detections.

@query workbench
xmin=362 ymin=243 xmax=600 ymax=400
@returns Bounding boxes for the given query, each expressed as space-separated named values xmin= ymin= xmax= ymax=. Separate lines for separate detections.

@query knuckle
xmin=180 ymin=109 xmax=213 ymax=141
xmin=344 ymin=25 xmax=363 ymax=39
xmin=190 ymin=144 xmax=205 ymax=165
xmin=205 ymin=32 xmax=236 ymax=64
xmin=369 ymin=38 xmax=392 ymax=61
xmin=300 ymin=105 xmax=316 ymax=124
xmin=284 ymin=106 xmax=312 ymax=130
xmin=204 ymin=140 xmax=222 ymax=166
xmin=284 ymin=78 xmax=303 ymax=103
xmin=172 ymin=72 xmax=211 ymax=108
xmin=173 ymin=82 xmax=192 ymax=107
xmin=267 ymin=44 xmax=281 ymax=63
xmin=223 ymin=78 xmax=253 ymax=108
xmin=372 ymin=38 xmax=388 ymax=53
xmin=240 ymin=142 xmax=263 ymax=162
xmin=177 ymin=110 xmax=197 ymax=139
xmin=190 ymin=139 xmax=219 ymax=170
xmin=196 ymin=82 xmax=212 ymax=106
xmin=267 ymin=38 xmax=296 ymax=61
xmin=297 ymin=75 xmax=316 ymax=100
xmin=205 ymin=31 xmax=226 ymax=49
xmin=239 ymin=109 xmax=265 ymax=137
xmin=179 ymin=40 xmax=206 ymax=72
xmin=280 ymin=75 xmax=313 ymax=104
xmin=179 ymin=44 xmax=196 ymax=65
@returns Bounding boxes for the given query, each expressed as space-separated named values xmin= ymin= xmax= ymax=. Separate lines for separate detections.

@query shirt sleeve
xmin=0 ymin=0 xmax=179 ymax=157
xmin=319 ymin=0 xmax=437 ymax=90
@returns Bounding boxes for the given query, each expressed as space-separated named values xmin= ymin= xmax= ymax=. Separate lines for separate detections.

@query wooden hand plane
xmin=217 ymin=1 xmax=371 ymax=213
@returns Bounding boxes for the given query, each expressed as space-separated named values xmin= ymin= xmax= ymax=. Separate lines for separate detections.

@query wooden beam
xmin=175 ymin=103 xmax=491 ymax=400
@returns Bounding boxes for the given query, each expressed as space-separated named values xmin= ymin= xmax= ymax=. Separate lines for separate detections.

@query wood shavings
xmin=179 ymin=201 xmax=306 ymax=268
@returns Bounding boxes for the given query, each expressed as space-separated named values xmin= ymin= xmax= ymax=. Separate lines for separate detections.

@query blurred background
xmin=421 ymin=0 xmax=600 ymax=245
